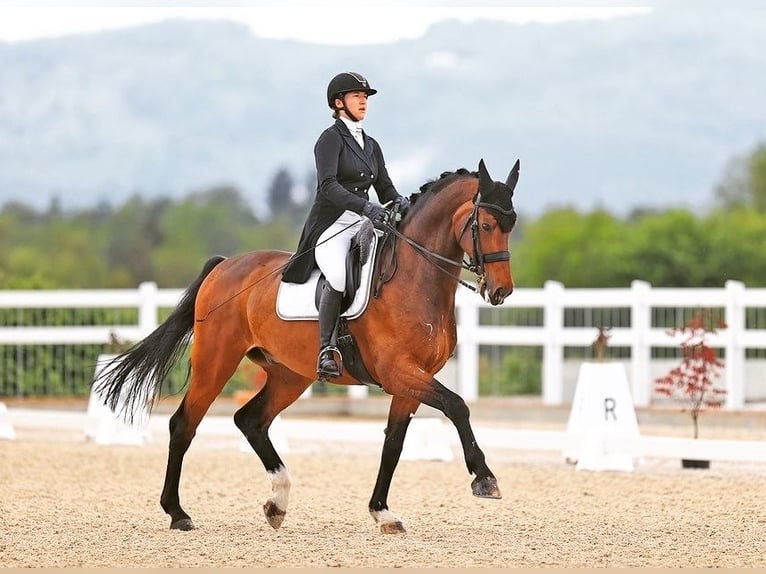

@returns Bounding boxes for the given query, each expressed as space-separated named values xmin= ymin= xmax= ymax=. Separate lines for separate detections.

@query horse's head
xmin=455 ymin=158 xmax=519 ymax=305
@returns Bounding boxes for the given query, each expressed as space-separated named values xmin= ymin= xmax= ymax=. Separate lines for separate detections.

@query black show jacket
xmin=282 ymin=118 xmax=400 ymax=283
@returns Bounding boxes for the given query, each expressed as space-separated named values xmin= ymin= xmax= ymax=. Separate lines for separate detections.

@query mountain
xmin=1 ymin=1 xmax=764 ymax=218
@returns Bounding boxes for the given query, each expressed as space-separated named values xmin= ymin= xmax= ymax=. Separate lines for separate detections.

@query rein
xmin=384 ymin=191 xmax=511 ymax=294
xmin=385 ymin=224 xmax=478 ymax=292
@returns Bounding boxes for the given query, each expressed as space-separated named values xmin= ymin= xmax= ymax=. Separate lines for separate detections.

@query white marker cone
xmin=401 ymin=417 xmax=454 ymax=462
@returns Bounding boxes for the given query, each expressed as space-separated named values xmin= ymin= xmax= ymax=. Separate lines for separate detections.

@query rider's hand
xmin=362 ymin=201 xmax=387 ymax=225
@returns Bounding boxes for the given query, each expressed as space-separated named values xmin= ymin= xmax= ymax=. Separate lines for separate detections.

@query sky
xmin=0 ymin=5 xmax=653 ymax=45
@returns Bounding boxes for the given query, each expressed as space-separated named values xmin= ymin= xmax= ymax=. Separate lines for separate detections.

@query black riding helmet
xmin=326 ymin=72 xmax=377 ymax=109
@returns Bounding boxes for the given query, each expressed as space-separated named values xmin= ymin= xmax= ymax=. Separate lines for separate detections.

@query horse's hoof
xmin=471 ymin=475 xmax=502 ymax=499
xmin=379 ymin=521 xmax=407 ymax=535
xmin=170 ymin=518 xmax=195 ymax=531
xmin=370 ymin=509 xmax=407 ymax=534
xmin=263 ymin=500 xmax=286 ymax=530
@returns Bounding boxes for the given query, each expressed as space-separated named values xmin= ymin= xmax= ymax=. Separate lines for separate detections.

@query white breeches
xmin=315 ymin=210 xmax=365 ymax=292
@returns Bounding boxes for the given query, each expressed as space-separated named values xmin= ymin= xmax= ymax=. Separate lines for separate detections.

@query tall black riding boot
xmin=317 ymin=285 xmax=343 ymax=379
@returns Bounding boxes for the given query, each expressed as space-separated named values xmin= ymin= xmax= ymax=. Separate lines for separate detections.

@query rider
xmin=282 ymin=71 xmax=410 ymax=380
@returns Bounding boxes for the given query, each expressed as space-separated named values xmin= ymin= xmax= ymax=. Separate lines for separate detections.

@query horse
xmin=94 ymin=157 xmax=520 ymax=534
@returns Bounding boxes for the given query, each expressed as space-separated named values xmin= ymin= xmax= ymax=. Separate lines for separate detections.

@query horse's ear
xmin=478 ymin=158 xmax=492 ymax=190
xmin=505 ymin=159 xmax=520 ymax=192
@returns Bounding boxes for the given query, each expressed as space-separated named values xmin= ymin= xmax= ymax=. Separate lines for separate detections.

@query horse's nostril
xmin=494 ymin=286 xmax=513 ymax=303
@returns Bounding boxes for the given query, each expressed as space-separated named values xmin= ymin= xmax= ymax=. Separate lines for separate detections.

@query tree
xmin=702 ymin=208 xmax=766 ymax=286
xmin=715 ymin=142 xmax=766 ymax=211
xmin=620 ymin=210 xmax=711 ymax=287
xmin=151 ymin=186 xmax=257 ymax=286
xmin=512 ymin=207 xmax=628 ymax=287
xmin=655 ymin=309 xmax=727 ymax=440
xmin=266 ymin=167 xmax=295 ymax=219
xmin=106 ymin=195 xmax=169 ymax=286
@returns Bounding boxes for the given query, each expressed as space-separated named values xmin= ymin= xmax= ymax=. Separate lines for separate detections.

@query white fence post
xmin=542 ymin=280 xmax=564 ymax=405
xmin=630 ymin=280 xmax=652 ymax=407
xmin=138 ymin=282 xmax=159 ymax=338
xmin=725 ymin=280 xmax=745 ymax=410
xmin=457 ymin=291 xmax=480 ymax=402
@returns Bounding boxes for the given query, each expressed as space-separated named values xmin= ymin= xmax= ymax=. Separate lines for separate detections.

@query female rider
xmin=282 ymin=71 xmax=409 ymax=380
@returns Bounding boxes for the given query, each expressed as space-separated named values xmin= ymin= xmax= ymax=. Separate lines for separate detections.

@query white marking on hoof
xmin=370 ymin=509 xmax=406 ymax=534
xmin=267 ymin=465 xmax=291 ymax=514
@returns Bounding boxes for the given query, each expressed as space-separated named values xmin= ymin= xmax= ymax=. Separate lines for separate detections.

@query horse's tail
xmin=93 ymin=255 xmax=226 ymax=422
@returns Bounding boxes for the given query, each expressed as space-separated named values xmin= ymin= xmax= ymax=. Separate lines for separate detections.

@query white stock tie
xmin=352 ymin=126 xmax=364 ymax=149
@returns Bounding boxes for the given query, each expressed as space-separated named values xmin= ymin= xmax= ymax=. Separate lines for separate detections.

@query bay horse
xmin=94 ymin=158 xmax=519 ymax=534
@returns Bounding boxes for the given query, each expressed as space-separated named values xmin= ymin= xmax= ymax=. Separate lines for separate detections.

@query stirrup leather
xmin=317 ymin=345 xmax=343 ymax=379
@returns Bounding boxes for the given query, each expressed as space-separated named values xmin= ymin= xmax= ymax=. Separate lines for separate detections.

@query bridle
xmin=458 ymin=191 xmax=513 ymax=293
xmin=384 ymin=191 xmax=512 ymax=294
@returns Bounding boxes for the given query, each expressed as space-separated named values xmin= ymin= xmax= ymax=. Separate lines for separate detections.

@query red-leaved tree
xmin=654 ymin=309 xmax=727 ymax=439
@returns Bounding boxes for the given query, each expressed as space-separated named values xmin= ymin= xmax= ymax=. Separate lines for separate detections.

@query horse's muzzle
xmin=487 ymin=286 xmax=512 ymax=306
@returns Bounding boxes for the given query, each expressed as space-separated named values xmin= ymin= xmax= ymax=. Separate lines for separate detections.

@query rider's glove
xmin=362 ymin=201 xmax=387 ymax=225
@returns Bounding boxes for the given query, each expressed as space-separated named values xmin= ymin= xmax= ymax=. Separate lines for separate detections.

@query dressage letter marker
xmin=563 ymin=362 xmax=642 ymax=471
xmin=0 ymin=402 xmax=16 ymax=440
xmin=400 ymin=417 xmax=454 ymax=462
xmin=85 ymin=354 xmax=151 ymax=446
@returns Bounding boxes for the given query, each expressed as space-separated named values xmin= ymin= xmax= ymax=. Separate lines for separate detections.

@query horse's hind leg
xmin=233 ymin=362 xmax=313 ymax=530
xmin=368 ymin=395 xmax=420 ymax=534
xmin=160 ymin=344 xmax=245 ymax=531
xmin=160 ymin=398 xmax=196 ymax=530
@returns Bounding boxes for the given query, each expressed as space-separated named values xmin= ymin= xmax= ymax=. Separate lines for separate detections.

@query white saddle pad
xmin=276 ymin=230 xmax=380 ymax=321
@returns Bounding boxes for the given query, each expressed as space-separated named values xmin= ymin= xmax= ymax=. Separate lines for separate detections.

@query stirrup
xmin=317 ymin=346 xmax=342 ymax=380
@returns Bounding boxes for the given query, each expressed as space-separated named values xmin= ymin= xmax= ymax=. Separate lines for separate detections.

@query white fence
xmin=1 ymin=279 xmax=765 ymax=409
xmin=455 ymin=279 xmax=766 ymax=409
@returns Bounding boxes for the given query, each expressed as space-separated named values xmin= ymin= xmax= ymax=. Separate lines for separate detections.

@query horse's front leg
xmin=389 ymin=375 xmax=501 ymax=500
xmin=368 ymin=395 xmax=420 ymax=534
xmin=428 ymin=378 xmax=501 ymax=498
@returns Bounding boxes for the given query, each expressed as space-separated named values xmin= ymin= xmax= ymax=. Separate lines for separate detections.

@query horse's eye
xmin=481 ymin=222 xmax=492 ymax=232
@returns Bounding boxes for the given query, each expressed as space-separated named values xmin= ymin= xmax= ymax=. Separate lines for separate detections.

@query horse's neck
xmin=392 ymin=184 xmax=473 ymax=304
xmin=404 ymin=222 xmax=462 ymax=265
xmin=402 ymin=182 xmax=474 ymax=267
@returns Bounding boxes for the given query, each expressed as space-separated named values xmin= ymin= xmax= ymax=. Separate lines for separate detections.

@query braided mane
xmin=405 ymin=168 xmax=476 ymax=220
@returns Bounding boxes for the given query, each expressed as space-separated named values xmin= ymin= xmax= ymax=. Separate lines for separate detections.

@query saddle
xmin=276 ymin=220 xmax=379 ymax=321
